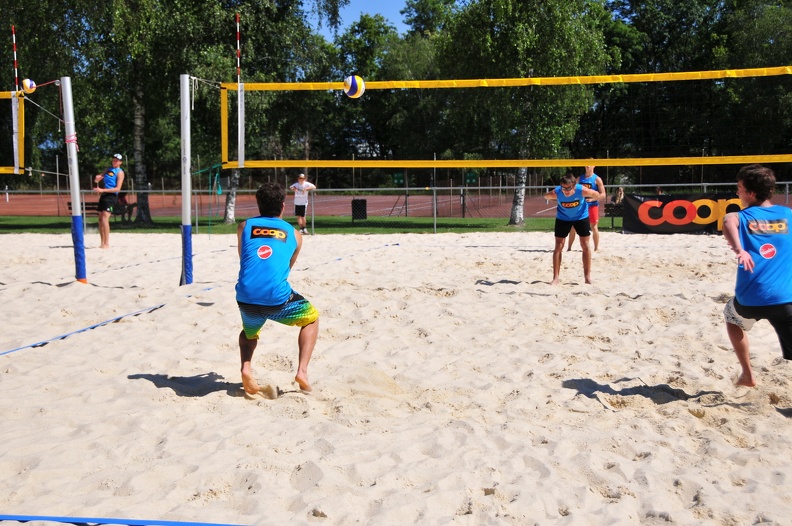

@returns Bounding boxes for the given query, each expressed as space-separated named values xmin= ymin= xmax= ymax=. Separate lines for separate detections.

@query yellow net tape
xmin=221 ymin=66 xmax=792 ymax=91
xmin=222 ymin=154 xmax=792 ymax=170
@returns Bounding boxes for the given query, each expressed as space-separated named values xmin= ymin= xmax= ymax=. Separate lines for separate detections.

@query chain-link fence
xmin=3 ymin=181 xmax=791 ymax=234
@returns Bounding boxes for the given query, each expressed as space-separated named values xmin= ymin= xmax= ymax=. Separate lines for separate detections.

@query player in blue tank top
xmin=544 ymin=172 xmax=602 ymax=285
xmin=567 ymin=164 xmax=605 ymax=251
xmin=93 ymin=153 xmax=125 ymax=249
xmin=235 ymin=182 xmax=319 ymax=395
xmin=722 ymin=164 xmax=792 ymax=387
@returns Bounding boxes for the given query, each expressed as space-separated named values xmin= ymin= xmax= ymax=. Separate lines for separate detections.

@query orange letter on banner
xmin=662 ymin=200 xmax=697 ymax=226
xmin=715 ymin=197 xmax=742 ymax=231
xmin=638 ymin=200 xmax=664 ymax=226
xmin=691 ymin=199 xmax=717 ymax=226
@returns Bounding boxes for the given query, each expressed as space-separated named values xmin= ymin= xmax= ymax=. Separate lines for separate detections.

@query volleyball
xmin=343 ymin=75 xmax=365 ymax=98
xmin=22 ymin=79 xmax=36 ymax=94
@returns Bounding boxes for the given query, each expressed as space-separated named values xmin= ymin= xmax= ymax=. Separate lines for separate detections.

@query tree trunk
xmin=223 ymin=169 xmax=240 ymax=224
xmin=303 ymin=131 xmax=311 ymax=177
xmin=131 ymin=82 xmax=153 ymax=225
xmin=508 ymin=166 xmax=527 ymax=225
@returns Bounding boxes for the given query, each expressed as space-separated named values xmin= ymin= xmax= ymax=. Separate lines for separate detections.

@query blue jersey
xmin=735 ymin=205 xmax=792 ymax=306
xmin=578 ymin=173 xmax=600 ymax=207
xmin=236 ymin=216 xmax=298 ymax=306
xmin=555 ymin=185 xmax=589 ymax=221
xmin=102 ymin=167 xmax=122 ymax=193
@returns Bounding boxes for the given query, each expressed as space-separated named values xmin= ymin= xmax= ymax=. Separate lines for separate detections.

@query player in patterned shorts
xmin=236 ymin=182 xmax=319 ymax=394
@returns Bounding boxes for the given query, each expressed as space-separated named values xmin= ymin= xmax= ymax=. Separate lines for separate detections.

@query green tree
xmin=2 ymin=0 xmax=349 ymax=218
xmin=571 ymin=2 xmax=641 ymax=185
xmin=402 ymin=0 xmax=456 ymax=36
xmin=438 ymin=0 xmax=609 ymax=225
xmin=331 ymin=14 xmax=400 ymax=186
xmin=0 ymin=0 xmax=97 ymax=189
xmin=598 ymin=0 xmax=727 ymax=184
xmin=712 ymin=0 xmax=792 ymax=180
xmin=378 ymin=32 xmax=446 ymax=185
xmin=222 ymin=3 xmax=344 ymax=221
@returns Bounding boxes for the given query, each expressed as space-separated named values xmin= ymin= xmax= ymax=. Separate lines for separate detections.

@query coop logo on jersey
xmin=561 ymin=201 xmax=581 ymax=209
xmin=760 ymin=243 xmax=777 ymax=259
xmin=748 ymin=219 xmax=788 ymax=234
xmin=250 ymin=227 xmax=288 ymax=242
xmin=257 ymin=245 xmax=273 ymax=259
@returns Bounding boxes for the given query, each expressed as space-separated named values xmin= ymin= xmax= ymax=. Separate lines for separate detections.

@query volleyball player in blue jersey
xmin=236 ymin=182 xmax=319 ymax=394
xmin=93 ymin=153 xmax=125 ymax=249
xmin=722 ymin=165 xmax=792 ymax=387
xmin=544 ymin=172 xmax=602 ymax=285
xmin=567 ymin=163 xmax=606 ymax=252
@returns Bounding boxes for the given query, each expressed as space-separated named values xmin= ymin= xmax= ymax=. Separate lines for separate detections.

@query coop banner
xmin=623 ymin=194 xmax=742 ymax=234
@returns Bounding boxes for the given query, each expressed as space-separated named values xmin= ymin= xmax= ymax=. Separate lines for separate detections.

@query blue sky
xmin=310 ymin=0 xmax=409 ymax=39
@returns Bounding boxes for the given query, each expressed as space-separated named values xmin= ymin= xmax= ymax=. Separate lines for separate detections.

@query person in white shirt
xmin=289 ymin=173 xmax=317 ymax=234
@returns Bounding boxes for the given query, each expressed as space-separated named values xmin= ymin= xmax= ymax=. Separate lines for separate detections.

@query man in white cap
xmin=93 ymin=153 xmax=125 ymax=248
xmin=289 ymin=173 xmax=317 ymax=234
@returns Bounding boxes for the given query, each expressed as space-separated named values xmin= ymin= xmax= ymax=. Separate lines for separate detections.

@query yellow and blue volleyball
xmin=343 ymin=75 xmax=365 ymax=99
xmin=22 ymin=78 xmax=36 ymax=94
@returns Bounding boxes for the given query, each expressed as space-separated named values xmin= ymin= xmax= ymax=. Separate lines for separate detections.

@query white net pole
xmin=11 ymin=92 xmax=20 ymax=174
xmin=180 ymin=74 xmax=193 ymax=285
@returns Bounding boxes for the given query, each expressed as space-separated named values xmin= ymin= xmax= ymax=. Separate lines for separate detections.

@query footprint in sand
xmin=244 ymin=384 xmax=279 ymax=400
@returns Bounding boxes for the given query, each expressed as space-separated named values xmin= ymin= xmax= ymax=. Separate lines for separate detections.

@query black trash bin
xmin=352 ymin=198 xmax=367 ymax=221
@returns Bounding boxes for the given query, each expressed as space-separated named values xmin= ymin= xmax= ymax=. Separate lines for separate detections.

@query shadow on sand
xmin=562 ymin=377 xmax=726 ymax=410
xmin=128 ymin=372 xmax=240 ymax=397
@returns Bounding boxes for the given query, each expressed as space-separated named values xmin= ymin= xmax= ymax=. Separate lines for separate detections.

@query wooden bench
xmin=67 ymin=201 xmax=129 ymax=222
xmin=68 ymin=201 xmax=100 ymax=216
xmin=603 ymin=202 xmax=624 ymax=229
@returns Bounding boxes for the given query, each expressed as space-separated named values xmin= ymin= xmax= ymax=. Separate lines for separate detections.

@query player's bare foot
xmin=585 ymin=277 xmax=592 ymax=284
xmin=242 ymin=369 xmax=260 ymax=394
xmin=550 ymin=279 xmax=560 ymax=285
xmin=735 ymin=373 xmax=757 ymax=387
xmin=294 ymin=373 xmax=312 ymax=392
xmin=100 ymin=244 xmax=109 ymax=249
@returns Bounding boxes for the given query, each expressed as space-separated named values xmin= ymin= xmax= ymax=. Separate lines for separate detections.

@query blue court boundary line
xmin=0 ymin=304 xmax=165 ymax=357
xmin=0 ymin=515 xmax=241 ymax=526
xmin=1 ymin=243 xmax=400 ymax=358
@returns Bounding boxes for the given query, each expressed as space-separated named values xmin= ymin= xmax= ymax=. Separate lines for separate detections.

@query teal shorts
xmin=238 ymin=292 xmax=319 ymax=340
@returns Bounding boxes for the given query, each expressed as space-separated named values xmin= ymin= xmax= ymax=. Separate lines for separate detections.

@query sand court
xmin=1 ymin=232 xmax=791 ymax=524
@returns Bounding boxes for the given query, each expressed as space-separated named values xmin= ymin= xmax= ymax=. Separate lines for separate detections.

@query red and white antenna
xmin=235 ymin=13 xmax=245 ymax=167
xmin=11 ymin=25 xmax=19 ymax=92
xmin=236 ymin=13 xmax=241 ymax=83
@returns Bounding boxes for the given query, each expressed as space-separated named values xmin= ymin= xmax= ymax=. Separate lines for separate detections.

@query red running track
xmin=0 ymin=191 xmax=559 ymax=219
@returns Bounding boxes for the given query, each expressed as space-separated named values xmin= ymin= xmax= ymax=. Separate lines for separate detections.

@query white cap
xmin=113 ymin=153 xmax=123 ymax=160
xmin=298 ymin=173 xmax=306 ymax=179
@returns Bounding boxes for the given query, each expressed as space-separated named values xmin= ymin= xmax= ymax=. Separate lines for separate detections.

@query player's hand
xmin=736 ymin=249 xmax=755 ymax=273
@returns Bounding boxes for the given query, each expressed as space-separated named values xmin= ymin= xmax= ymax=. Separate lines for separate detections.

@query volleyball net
xmin=1 ymin=90 xmax=25 ymax=174
xmin=218 ymin=65 xmax=792 ymax=171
